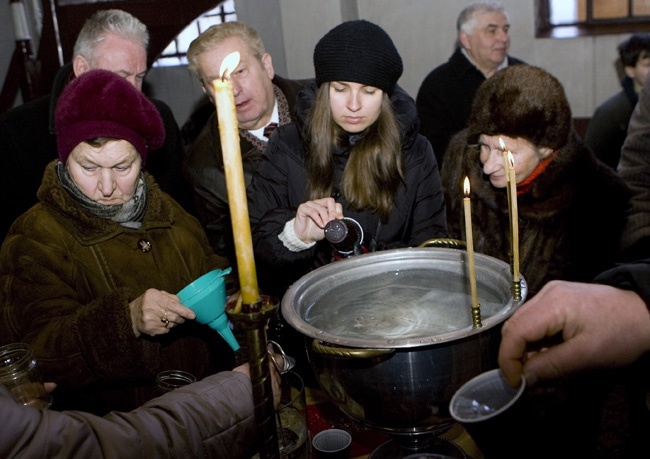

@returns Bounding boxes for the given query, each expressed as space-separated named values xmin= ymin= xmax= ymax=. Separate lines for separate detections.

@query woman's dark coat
xmin=248 ymin=82 xmax=447 ymax=296
xmin=442 ymin=129 xmax=630 ymax=297
xmin=0 ymin=161 xmax=232 ymax=415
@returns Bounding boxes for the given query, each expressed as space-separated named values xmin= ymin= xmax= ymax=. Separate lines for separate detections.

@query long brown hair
xmin=305 ymin=83 xmax=404 ymax=221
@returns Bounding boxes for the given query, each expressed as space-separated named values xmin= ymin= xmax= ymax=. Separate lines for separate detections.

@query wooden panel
xmin=593 ymin=0 xmax=628 ymax=19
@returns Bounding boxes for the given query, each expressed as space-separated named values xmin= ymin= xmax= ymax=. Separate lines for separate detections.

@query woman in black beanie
xmin=248 ymin=20 xmax=447 ymax=296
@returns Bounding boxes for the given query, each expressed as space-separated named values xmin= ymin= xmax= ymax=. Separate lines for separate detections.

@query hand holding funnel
xmin=177 ymin=268 xmax=240 ymax=351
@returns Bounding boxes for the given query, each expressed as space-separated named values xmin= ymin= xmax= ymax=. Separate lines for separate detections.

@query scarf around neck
xmin=56 ymin=162 xmax=148 ymax=229
xmin=516 ymin=149 xmax=560 ymax=196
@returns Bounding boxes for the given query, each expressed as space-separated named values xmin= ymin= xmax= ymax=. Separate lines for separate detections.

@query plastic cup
xmin=177 ymin=268 xmax=239 ymax=351
xmin=312 ymin=429 xmax=351 ymax=458
xmin=449 ymin=368 xmax=526 ymax=458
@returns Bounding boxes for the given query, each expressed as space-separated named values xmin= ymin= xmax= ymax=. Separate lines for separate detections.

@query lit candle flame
xmin=219 ymin=51 xmax=240 ymax=81
xmin=507 ymin=151 xmax=515 ymax=170
xmin=499 ymin=138 xmax=509 ymax=183
xmin=464 ymin=176 xmax=470 ymax=197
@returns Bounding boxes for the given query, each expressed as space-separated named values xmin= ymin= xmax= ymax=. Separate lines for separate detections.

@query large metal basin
xmin=281 ymin=247 xmax=527 ymax=436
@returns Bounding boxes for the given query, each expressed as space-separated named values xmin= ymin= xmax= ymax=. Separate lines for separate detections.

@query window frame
xmin=153 ymin=1 xmax=237 ymax=67
xmin=535 ymin=0 xmax=650 ymax=38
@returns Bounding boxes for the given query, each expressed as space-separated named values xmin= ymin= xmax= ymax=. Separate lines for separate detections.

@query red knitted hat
xmin=55 ymin=69 xmax=165 ymax=164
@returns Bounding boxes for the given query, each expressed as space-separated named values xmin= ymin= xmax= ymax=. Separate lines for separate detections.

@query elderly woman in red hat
xmin=0 ymin=69 xmax=237 ymax=416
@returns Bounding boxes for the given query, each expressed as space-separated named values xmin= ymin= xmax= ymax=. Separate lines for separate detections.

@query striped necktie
xmin=263 ymin=122 xmax=278 ymax=139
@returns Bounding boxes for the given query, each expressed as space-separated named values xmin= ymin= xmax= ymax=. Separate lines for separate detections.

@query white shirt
xmin=248 ymin=102 xmax=279 ymax=141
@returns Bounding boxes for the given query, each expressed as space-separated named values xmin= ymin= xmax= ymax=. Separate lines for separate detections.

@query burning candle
xmin=506 ymin=152 xmax=520 ymax=284
xmin=499 ymin=137 xmax=512 ymax=207
xmin=463 ymin=177 xmax=481 ymax=327
xmin=499 ymin=138 xmax=520 ymax=286
xmin=213 ymin=52 xmax=260 ymax=308
xmin=499 ymin=138 xmax=509 ymax=182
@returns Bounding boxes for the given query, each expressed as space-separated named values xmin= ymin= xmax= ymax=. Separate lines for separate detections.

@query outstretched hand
xmin=233 ymin=361 xmax=282 ymax=409
xmin=498 ymin=280 xmax=650 ymax=388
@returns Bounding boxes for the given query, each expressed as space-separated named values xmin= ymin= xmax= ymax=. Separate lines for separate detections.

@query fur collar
xmin=36 ymin=160 xmax=178 ymax=244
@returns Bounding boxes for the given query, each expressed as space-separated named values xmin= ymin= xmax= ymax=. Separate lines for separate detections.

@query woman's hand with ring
xmin=129 ymin=289 xmax=196 ymax=337
xmin=160 ymin=310 xmax=170 ymax=328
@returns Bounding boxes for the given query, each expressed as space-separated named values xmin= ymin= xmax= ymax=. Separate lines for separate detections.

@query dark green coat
xmin=0 ymin=161 xmax=233 ymax=415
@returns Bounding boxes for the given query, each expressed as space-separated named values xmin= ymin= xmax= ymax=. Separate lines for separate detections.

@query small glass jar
xmin=156 ymin=370 xmax=196 ymax=393
xmin=0 ymin=343 xmax=52 ymax=410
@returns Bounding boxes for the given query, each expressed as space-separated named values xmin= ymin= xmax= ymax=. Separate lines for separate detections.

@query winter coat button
xmin=138 ymin=239 xmax=152 ymax=252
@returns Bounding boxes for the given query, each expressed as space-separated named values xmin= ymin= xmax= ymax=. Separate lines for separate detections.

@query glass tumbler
xmin=0 ymin=342 xmax=52 ymax=410
xmin=156 ymin=370 xmax=196 ymax=393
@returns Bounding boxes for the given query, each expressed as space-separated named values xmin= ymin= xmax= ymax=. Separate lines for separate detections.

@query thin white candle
xmin=463 ymin=177 xmax=479 ymax=310
xmin=506 ymin=152 xmax=520 ymax=283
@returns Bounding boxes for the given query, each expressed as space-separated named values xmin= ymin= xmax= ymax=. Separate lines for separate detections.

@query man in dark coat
xmin=416 ymin=2 xmax=525 ymax=168
xmin=619 ymin=67 xmax=650 ymax=262
xmin=0 ymin=9 xmax=194 ymax=246
xmin=585 ymin=33 xmax=650 ymax=169
xmin=183 ymin=22 xmax=305 ymax=268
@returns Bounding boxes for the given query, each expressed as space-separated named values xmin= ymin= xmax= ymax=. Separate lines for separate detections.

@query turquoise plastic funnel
xmin=177 ymin=268 xmax=239 ymax=351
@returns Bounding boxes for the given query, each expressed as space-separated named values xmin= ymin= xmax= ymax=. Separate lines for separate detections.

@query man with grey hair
xmin=0 ymin=9 xmax=194 ymax=245
xmin=416 ymin=2 xmax=525 ymax=168
xmin=182 ymin=22 xmax=305 ymax=267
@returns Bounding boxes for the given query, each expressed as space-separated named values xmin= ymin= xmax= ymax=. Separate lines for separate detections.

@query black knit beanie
xmin=314 ymin=20 xmax=403 ymax=94
xmin=467 ymin=65 xmax=572 ymax=150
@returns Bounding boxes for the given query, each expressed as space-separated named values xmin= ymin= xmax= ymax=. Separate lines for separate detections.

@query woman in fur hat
xmin=442 ymin=64 xmax=630 ymax=298
xmin=248 ymin=20 xmax=447 ymax=297
xmin=0 ymin=70 xmax=242 ymax=419
xmin=442 ymin=65 xmax=638 ymax=458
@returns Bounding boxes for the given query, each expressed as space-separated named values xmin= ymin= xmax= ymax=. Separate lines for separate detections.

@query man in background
xmin=183 ymin=21 xmax=304 ymax=267
xmin=0 ymin=9 xmax=194 ymax=245
xmin=585 ymin=33 xmax=650 ymax=169
xmin=416 ymin=1 xmax=525 ymax=168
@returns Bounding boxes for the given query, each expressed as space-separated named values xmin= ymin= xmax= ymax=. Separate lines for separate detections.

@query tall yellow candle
xmin=463 ymin=177 xmax=480 ymax=317
xmin=506 ymin=152 xmax=520 ymax=284
xmin=213 ymin=52 xmax=260 ymax=307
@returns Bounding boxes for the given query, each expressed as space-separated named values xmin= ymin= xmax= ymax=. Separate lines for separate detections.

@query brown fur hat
xmin=467 ymin=65 xmax=572 ymax=150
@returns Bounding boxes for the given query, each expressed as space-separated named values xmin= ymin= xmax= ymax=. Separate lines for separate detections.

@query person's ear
xmin=262 ymin=53 xmax=275 ymax=80
xmin=624 ymin=65 xmax=636 ymax=80
xmin=538 ymin=147 xmax=554 ymax=159
xmin=459 ymin=31 xmax=471 ymax=50
xmin=72 ymin=55 xmax=91 ymax=77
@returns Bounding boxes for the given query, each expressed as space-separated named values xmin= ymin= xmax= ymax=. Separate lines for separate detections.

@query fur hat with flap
xmin=467 ymin=65 xmax=572 ymax=150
